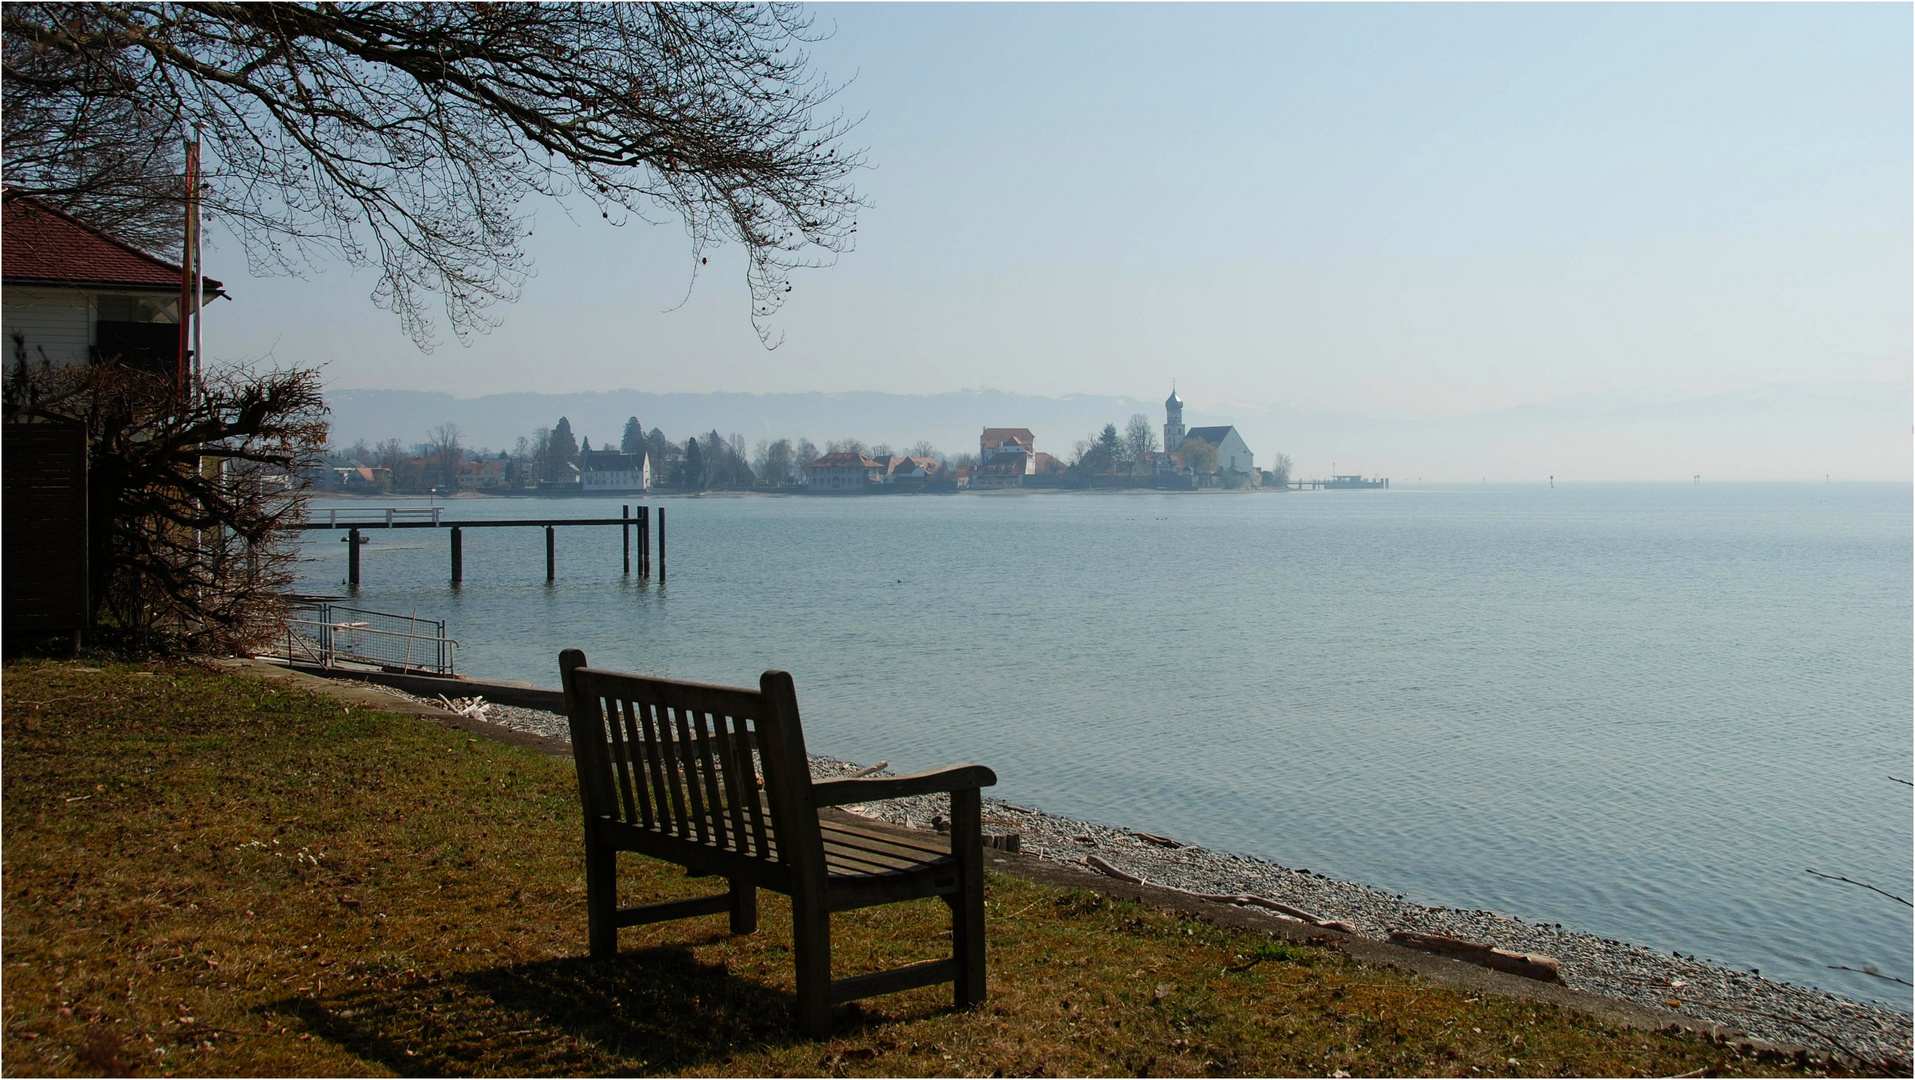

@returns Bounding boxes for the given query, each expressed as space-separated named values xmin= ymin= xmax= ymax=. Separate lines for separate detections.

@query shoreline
xmin=361 ymin=688 xmax=1911 ymax=1064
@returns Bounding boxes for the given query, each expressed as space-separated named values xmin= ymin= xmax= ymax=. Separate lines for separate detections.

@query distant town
xmin=314 ymin=386 xmax=1300 ymax=496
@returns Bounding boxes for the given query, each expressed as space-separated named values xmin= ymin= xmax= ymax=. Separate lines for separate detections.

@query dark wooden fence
xmin=3 ymin=420 xmax=89 ymax=649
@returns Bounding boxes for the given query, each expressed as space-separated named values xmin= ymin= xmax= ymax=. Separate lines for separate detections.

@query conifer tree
xmin=547 ymin=416 xmax=579 ymax=481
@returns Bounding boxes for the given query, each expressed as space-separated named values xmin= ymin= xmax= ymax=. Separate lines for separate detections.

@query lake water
xmin=298 ymin=483 xmax=1913 ymax=1008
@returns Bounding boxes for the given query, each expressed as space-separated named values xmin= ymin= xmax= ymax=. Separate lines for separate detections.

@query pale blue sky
xmin=208 ymin=3 xmax=1911 ymax=421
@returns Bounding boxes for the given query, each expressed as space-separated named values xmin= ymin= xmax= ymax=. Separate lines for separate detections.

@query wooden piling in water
xmin=301 ymin=514 xmax=667 ymax=588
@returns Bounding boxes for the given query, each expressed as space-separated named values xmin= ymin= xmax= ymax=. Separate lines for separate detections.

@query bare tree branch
xmin=1826 ymin=964 xmax=1913 ymax=988
xmin=1804 ymin=869 xmax=1913 ymax=908
xmin=3 ymin=3 xmax=865 ymax=349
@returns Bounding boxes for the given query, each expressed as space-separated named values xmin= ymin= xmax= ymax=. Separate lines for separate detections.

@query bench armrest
xmin=812 ymin=764 xmax=997 ymax=807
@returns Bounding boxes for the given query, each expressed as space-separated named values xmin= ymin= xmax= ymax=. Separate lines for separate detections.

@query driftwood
xmin=1386 ymin=930 xmax=1562 ymax=983
xmin=1081 ymin=854 xmax=1358 ymax=933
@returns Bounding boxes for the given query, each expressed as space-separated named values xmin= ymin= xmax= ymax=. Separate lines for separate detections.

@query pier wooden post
xmin=348 ymin=527 xmax=361 ymax=587
xmin=450 ymin=526 xmax=463 ymax=584
xmin=638 ymin=505 xmax=649 ymax=578
xmin=657 ymin=506 xmax=665 ymax=582
xmin=621 ymin=505 xmax=630 ymax=575
xmin=545 ymin=525 xmax=556 ymax=583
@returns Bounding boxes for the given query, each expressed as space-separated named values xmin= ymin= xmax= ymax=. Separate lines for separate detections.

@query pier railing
xmin=282 ymin=599 xmax=458 ymax=675
xmin=318 ymin=506 xmax=445 ymax=527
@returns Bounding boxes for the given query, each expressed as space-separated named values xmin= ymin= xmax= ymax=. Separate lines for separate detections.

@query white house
xmin=802 ymin=451 xmax=883 ymax=491
xmin=972 ymin=427 xmax=1038 ymax=488
xmin=579 ymin=448 xmax=649 ymax=492
xmin=1 ymin=192 xmax=223 ymax=374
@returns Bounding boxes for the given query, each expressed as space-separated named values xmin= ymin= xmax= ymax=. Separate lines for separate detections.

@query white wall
xmin=1 ymin=288 xmax=91 ymax=367
xmin=582 ymin=469 xmax=645 ymax=491
xmin=1219 ymin=428 xmax=1255 ymax=472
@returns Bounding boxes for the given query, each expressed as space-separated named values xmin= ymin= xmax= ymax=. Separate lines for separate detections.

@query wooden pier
xmin=302 ymin=506 xmax=664 ymax=587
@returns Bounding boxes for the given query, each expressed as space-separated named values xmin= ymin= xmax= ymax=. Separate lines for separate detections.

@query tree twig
xmin=1827 ymin=965 xmax=1913 ymax=988
xmin=1804 ymin=869 xmax=1912 ymax=907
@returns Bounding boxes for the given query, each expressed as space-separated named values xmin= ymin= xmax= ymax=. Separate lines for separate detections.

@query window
xmin=95 ymin=294 xmax=177 ymax=323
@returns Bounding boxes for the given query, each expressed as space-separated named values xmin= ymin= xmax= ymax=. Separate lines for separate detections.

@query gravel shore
xmin=381 ymin=690 xmax=1914 ymax=1066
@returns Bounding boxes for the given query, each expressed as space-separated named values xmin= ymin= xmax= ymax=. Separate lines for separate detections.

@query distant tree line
xmin=328 ymin=412 xmax=1292 ymax=495
xmin=328 ymin=417 xmax=950 ymax=494
xmin=1068 ymin=413 xmax=1163 ymax=476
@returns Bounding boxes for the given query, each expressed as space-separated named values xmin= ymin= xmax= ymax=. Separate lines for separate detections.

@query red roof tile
xmin=805 ymin=452 xmax=881 ymax=468
xmin=2 ymin=192 xmax=222 ymax=294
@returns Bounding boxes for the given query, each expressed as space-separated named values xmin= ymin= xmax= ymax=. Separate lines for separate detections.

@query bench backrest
xmin=559 ymin=650 xmax=821 ymax=869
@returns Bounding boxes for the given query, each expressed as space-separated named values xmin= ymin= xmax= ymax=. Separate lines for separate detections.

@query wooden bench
xmin=558 ymin=649 xmax=998 ymax=1037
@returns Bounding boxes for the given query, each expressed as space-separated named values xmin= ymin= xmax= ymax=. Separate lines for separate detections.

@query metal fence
xmin=315 ymin=506 xmax=444 ymax=527
xmin=283 ymin=598 xmax=457 ymax=674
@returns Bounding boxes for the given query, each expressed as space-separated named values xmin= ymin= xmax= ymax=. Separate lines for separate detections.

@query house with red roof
xmin=973 ymin=426 xmax=1031 ymax=488
xmin=1 ymin=191 xmax=223 ymax=374
xmin=878 ymin=454 xmax=943 ymax=490
xmin=801 ymin=451 xmax=884 ymax=492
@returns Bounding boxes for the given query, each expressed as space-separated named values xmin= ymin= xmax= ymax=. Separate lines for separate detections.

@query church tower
xmin=1163 ymin=384 xmax=1185 ymax=450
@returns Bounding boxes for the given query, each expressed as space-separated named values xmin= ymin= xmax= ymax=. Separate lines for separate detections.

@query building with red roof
xmin=1 ymin=191 xmax=223 ymax=373
xmin=801 ymin=451 xmax=884 ymax=492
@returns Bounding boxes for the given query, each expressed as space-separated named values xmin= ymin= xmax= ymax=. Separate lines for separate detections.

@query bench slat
xmin=714 ymin=715 xmax=755 ymax=858
xmin=819 ymin=818 xmax=953 ymax=859
xmin=694 ymin=710 xmax=731 ymax=851
xmin=820 ymin=833 xmax=947 ymax=875
xmin=608 ymin=698 xmax=644 ymax=828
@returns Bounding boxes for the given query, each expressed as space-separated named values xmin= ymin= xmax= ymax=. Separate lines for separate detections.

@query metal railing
xmin=282 ymin=599 xmax=457 ymax=674
xmin=319 ymin=506 xmax=444 ymax=527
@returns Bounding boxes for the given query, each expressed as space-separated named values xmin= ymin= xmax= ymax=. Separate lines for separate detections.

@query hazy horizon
xmin=200 ymin=4 xmax=1909 ymax=478
xmin=322 ymin=377 xmax=1911 ymax=483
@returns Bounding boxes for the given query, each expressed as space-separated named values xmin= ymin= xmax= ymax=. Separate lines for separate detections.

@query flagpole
xmin=190 ymin=127 xmax=203 ymax=403
xmin=176 ymin=135 xmax=197 ymax=401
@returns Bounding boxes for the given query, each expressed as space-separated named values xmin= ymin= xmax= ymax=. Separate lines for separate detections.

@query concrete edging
xmin=219 ymin=658 xmax=571 ymax=759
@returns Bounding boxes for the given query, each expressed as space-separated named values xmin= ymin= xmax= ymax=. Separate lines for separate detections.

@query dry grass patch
xmin=2 ymin=660 xmax=1837 ymax=1076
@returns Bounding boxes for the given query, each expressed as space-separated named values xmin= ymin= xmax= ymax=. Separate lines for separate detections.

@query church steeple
xmin=1163 ymin=382 xmax=1185 ymax=450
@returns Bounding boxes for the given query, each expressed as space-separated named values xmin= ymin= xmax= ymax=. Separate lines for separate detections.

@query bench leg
xmin=585 ymin=843 xmax=618 ymax=958
xmin=792 ymin=892 xmax=833 ymax=1037
xmin=729 ymin=877 xmax=758 ymax=934
xmin=950 ymin=787 xmax=987 ymax=1007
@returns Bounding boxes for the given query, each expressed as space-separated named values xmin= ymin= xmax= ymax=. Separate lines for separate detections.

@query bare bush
xmin=5 ymin=345 xmax=328 ymax=653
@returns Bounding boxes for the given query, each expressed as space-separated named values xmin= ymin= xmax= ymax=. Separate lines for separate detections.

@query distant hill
xmin=323 ymin=381 xmax=1911 ymax=481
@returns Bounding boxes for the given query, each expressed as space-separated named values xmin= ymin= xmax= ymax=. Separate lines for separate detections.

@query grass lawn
xmin=1 ymin=660 xmax=1827 ymax=1077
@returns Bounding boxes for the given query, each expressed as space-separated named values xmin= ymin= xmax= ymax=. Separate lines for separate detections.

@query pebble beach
xmin=387 ymin=690 xmax=1914 ymax=1067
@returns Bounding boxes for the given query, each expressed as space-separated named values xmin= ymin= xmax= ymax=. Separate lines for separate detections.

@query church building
xmin=1161 ymin=386 xmax=1257 ymax=477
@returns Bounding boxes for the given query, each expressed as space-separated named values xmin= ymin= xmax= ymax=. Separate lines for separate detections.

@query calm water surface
xmin=299 ymin=483 xmax=1913 ymax=1008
